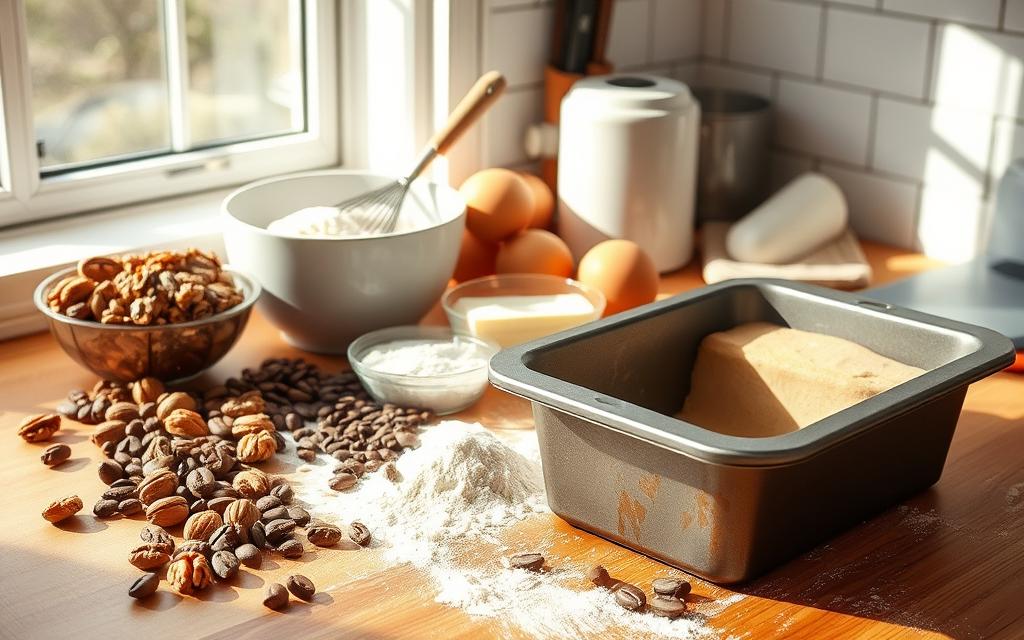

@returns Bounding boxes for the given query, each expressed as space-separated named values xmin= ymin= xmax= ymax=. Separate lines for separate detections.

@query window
xmin=0 ymin=0 xmax=337 ymax=227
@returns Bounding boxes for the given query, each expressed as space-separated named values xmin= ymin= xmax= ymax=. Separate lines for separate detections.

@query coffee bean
xmin=285 ymin=413 xmax=303 ymax=431
xmin=56 ymin=401 xmax=79 ymax=419
xmin=348 ymin=521 xmax=371 ymax=546
xmin=651 ymin=577 xmax=691 ymax=599
xmin=118 ymin=498 xmax=143 ymax=516
xmin=306 ymin=522 xmax=343 ymax=547
xmin=102 ymin=485 xmax=137 ymax=502
xmin=276 ymin=538 xmax=303 ymax=559
xmin=260 ymin=506 xmax=289 ymax=522
xmin=613 ymin=583 xmax=646 ymax=611
xmin=97 ymin=459 xmax=124 ymax=485
xmin=382 ymin=462 xmax=400 ymax=482
xmin=235 ymin=543 xmax=262 ymax=568
xmin=269 ymin=483 xmax=293 ymax=504
xmin=285 ymin=574 xmax=315 ymax=601
xmin=40 ymin=444 xmax=71 ymax=467
xmin=296 ymin=448 xmax=317 ymax=462
xmin=265 ymin=519 xmax=296 ymax=544
xmin=211 ymin=550 xmax=240 ymax=580
xmin=588 ymin=565 xmax=613 ymax=588
xmin=128 ymin=572 xmax=160 ymax=599
xmin=286 ymin=506 xmax=310 ymax=527
xmin=247 ymin=520 xmax=268 ymax=550
xmin=255 ymin=495 xmax=282 ymax=512
xmin=93 ymin=499 xmax=119 ymax=518
xmin=209 ymin=524 xmax=242 ymax=552
xmin=329 ymin=473 xmax=357 ymax=491
xmin=185 ymin=467 xmax=217 ymax=499
xmin=649 ymin=596 xmax=687 ymax=618
xmin=263 ymin=583 xmax=289 ymax=610
xmin=508 ymin=552 xmax=545 ymax=572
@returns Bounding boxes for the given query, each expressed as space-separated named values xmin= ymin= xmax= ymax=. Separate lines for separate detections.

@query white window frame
xmin=0 ymin=0 xmax=338 ymax=227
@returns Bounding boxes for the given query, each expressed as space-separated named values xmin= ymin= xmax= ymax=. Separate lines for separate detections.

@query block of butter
xmin=453 ymin=294 xmax=597 ymax=347
xmin=678 ymin=322 xmax=924 ymax=438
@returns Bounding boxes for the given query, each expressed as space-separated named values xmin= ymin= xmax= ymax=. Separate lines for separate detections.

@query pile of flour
xmin=289 ymin=421 xmax=733 ymax=639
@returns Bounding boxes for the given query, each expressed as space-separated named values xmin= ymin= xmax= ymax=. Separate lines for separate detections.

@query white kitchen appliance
xmin=557 ymin=74 xmax=700 ymax=272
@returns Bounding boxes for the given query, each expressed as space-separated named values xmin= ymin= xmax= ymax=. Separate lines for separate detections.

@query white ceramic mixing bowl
xmin=222 ymin=170 xmax=465 ymax=354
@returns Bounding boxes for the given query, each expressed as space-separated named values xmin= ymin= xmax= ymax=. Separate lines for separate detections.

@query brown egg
xmin=453 ymin=229 xmax=498 ymax=282
xmin=460 ymin=169 xmax=534 ymax=243
xmin=519 ymin=172 xmax=554 ymax=229
xmin=577 ymin=240 xmax=659 ymax=316
xmin=496 ymin=229 xmax=574 ymax=277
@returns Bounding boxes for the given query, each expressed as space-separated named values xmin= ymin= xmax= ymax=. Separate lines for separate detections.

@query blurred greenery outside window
xmin=26 ymin=0 xmax=306 ymax=172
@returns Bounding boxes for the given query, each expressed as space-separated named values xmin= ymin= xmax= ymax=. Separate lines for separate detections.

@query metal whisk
xmin=334 ymin=71 xmax=507 ymax=234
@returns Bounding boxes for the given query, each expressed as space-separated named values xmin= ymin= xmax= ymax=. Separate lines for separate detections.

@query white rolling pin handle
xmin=525 ymin=122 xmax=559 ymax=159
xmin=725 ymin=172 xmax=848 ymax=264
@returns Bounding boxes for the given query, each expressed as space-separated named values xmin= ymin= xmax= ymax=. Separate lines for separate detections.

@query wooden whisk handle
xmin=429 ymin=70 xmax=507 ymax=155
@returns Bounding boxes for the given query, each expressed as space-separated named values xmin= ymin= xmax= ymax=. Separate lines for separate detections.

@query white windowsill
xmin=0 ymin=188 xmax=231 ymax=341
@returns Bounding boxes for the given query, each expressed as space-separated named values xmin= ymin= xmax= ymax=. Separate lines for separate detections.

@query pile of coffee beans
xmin=588 ymin=564 xmax=691 ymax=619
xmin=24 ymin=357 xmax=429 ymax=602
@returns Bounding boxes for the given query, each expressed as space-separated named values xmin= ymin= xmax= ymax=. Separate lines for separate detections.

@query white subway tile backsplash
xmin=775 ymin=78 xmax=872 ymax=165
xmin=652 ymin=0 xmax=700 ymax=62
xmin=873 ymin=98 xmax=992 ymax=198
xmin=823 ymin=9 xmax=931 ymax=98
xmin=701 ymin=0 xmax=727 ymax=58
xmin=916 ymin=187 xmax=988 ymax=261
xmin=882 ymin=0 xmax=1001 ymax=28
xmin=608 ymin=0 xmax=652 ymax=68
xmin=471 ymin=0 xmax=1022 ymax=258
xmin=1006 ymin=0 xmax=1024 ymax=33
xmin=697 ymin=62 xmax=774 ymax=97
xmin=482 ymin=87 xmax=544 ymax=168
xmin=485 ymin=5 xmax=554 ymax=86
xmin=728 ymin=0 xmax=822 ymax=76
xmin=930 ymin=25 xmax=1024 ymax=119
xmin=819 ymin=163 xmax=919 ymax=246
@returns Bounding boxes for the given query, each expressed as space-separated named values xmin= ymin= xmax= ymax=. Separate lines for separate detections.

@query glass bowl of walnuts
xmin=34 ymin=249 xmax=260 ymax=382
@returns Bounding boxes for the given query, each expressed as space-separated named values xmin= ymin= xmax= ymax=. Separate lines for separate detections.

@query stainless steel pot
xmin=693 ymin=88 xmax=772 ymax=222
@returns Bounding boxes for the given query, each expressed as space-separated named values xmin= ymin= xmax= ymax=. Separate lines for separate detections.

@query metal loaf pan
xmin=489 ymin=279 xmax=1014 ymax=583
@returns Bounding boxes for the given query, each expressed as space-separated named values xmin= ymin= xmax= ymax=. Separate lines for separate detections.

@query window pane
xmin=185 ymin=0 xmax=305 ymax=146
xmin=26 ymin=0 xmax=170 ymax=169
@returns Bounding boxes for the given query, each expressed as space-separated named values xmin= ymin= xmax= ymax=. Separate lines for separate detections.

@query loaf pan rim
xmin=488 ymin=278 xmax=1015 ymax=467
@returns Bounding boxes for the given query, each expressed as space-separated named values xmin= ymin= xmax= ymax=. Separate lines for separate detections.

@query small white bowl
xmin=222 ymin=171 xmax=466 ymax=354
xmin=348 ymin=326 xmax=499 ymax=415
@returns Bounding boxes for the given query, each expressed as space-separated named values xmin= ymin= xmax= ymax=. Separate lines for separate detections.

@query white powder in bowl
xmin=361 ymin=339 xmax=490 ymax=377
xmin=355 ymin=339 xmax=494 ymax=413
xmin=266 ymin=204 xmax=427 ymax=237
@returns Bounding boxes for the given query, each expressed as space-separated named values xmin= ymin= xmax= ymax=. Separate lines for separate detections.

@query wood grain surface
xmin=1 ymin=242 xmax=1021 ymax=640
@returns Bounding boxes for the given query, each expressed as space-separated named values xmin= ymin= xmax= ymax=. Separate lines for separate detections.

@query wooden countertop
xmin=1 ymin=242 xmax=1022 ymax=640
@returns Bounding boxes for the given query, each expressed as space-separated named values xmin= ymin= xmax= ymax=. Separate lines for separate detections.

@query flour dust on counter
xmin=290 ymin=421 xmax=738 ymax=639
